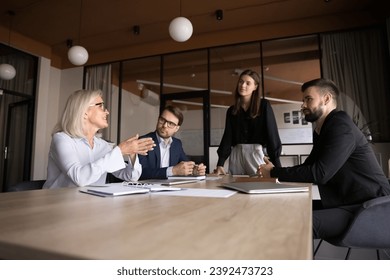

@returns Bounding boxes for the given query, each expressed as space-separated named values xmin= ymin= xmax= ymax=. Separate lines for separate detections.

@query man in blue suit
xmin=139 ymin=105 xmax=206 ymax=180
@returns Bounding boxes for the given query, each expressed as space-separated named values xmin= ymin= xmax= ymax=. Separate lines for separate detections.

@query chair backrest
xmin=326 ymin=195 xmax=390 ymax=249
xmin=7 ymin=180 xmax=46 ymax=192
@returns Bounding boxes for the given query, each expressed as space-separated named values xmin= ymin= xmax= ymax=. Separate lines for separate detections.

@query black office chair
xmin=7 ymin=180 xmax=46 ymax=192
xmin=316 ymin=195 xmax=390 ymax=259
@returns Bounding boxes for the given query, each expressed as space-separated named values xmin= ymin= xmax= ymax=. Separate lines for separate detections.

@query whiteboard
xmin=279 ymin=128 xmax=313 ymax=144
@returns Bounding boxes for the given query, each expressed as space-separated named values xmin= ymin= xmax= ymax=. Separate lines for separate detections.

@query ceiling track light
xmin=133 ymin=25 xmax=140 ymax=35
xmin=216 ymin=9 xmax=223 ymax=21
xmin=66 ymin=39 xmax=73 ymax=48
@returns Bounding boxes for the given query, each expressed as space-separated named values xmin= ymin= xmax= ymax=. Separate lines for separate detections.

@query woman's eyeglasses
xmin=89 ymin=102 xmax=105 ymax=111
xmin=158 ymin=116 xmax=178 ymax=128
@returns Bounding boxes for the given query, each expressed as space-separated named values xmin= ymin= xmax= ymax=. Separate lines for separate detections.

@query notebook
xmin=80 ymin=184 xmax=149 ymax=197
xmin=221 ymin=181 xmax=309 ymax=194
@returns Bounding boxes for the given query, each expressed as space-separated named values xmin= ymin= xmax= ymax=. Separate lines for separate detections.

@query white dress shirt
xmin=156 ymin=133 xmax=173 ymax=177
xmin=43 ymin=132 xmax=141 ymax=188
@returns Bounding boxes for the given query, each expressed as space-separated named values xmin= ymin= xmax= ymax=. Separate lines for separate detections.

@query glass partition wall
xmin=262 ymin=35 xmax=320 ymax=145
xmin=120 ymin=57 xmax=161 ymax=142
xmin=162 ymin=50 xmax=209 ymax=165
xmin=85 ymin=35 xmax=322 ymax=172
xmin=209 ymin=43 xmax=262 ymax=146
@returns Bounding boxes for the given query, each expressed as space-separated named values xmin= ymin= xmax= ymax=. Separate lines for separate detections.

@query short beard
xmin=304 ymin=107 xmax=323 ymax=123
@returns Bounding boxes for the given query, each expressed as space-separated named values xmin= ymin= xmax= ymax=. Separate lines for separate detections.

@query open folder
xmin=80 ymin=182 xmax=182 ymax=197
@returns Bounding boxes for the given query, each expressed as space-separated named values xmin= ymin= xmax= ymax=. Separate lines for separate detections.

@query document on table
xmin=80 ymin=182 xmax=182 ymax=197
xmin=151 ymin=188 xmax=237 ymax=198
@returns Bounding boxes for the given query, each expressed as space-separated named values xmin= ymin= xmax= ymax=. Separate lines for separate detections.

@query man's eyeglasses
xmin=158 ymin=116 xmax=178 ymax=128
xmin=89 ymin=102 xmax=105 ymax=111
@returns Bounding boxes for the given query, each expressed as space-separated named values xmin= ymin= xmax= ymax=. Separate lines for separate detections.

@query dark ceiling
xmin=0 ymin=0 xmax=388 ymax=68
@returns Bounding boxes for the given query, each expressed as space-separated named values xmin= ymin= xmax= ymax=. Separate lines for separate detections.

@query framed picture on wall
xmin=284 ymin=112 xmax=291 ymax=123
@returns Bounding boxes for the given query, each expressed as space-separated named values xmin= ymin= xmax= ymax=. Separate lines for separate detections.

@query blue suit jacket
xmin=139 ymin=131 xmax=188 ymax=180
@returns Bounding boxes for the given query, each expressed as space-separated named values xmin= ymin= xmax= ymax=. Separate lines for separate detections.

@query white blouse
xmin=43 ymin=132 xmax=141 ymax=188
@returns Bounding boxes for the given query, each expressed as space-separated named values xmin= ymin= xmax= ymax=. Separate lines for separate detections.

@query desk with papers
xmin=0 ymin=176 xmax=312 ymax=260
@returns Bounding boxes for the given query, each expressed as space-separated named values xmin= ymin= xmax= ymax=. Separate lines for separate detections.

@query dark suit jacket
xmin=139 ymin=131 xmax=188 ymax=180
xmin=271 ymin=109 xmax=390 ymax=208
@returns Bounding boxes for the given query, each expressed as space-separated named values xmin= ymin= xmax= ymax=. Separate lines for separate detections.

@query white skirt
xmin=228 ymin=144 xmax=265 ymax=176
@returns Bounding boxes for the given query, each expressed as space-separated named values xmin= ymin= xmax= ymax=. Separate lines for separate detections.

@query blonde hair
xmin=53 ymin=89 xmax=103 ymax=138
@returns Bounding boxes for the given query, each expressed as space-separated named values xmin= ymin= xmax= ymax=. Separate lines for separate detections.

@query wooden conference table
xmin=0 ymin=176 xmax=312 ymax=260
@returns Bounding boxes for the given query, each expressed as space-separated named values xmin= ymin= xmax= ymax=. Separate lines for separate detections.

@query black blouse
xmin=217 ymin=98 xmax=282 ymax=167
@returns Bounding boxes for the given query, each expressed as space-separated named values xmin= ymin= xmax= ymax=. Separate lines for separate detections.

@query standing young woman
xmin=213 ymin=69 xmax=282 ymax=176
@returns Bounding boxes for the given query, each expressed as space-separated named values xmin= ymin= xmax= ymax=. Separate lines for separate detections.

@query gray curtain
xmin=321 ymin=27 xmax=390 ymax=142
xmin=388 ymin=18 xmax=390 ymax=58
xmin=85 ymin=64 xmax=113 ymax=141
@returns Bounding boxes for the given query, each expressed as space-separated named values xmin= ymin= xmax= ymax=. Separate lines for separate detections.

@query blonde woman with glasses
xmin=43 ymin=89 xmax=155 ymax=188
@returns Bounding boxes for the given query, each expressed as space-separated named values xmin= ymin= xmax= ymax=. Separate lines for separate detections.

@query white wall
xmin=31 ymin=57 xmax=54 ymax=180
xmin=58 ymin=68 xmax=84 ymax=117
xmin=272 ymin=103 xmax=313 ymax=144
xmin=32 ymin=64 xmax=83 ymax=180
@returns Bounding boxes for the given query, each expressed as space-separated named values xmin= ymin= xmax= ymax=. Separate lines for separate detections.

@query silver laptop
xmin=221 ymin=181 xmax=309 ymax=194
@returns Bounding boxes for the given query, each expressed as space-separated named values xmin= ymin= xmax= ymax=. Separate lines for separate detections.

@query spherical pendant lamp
xmin=67 ymin=45 xmax=89 ymax=66
xmin=169 ymin=16 xmax=193 ymax=42
xmin=0 ymin=63 xmax=16 ymax=80
xmin=1 ymin=11 xmax=17 ymax=80
xmin=67 ymin=0 xmax=89 ymax=66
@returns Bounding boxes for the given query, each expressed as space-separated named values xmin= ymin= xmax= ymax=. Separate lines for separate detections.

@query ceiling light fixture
xmin=169 ymin=0 xmax=193 ymax=42
xmin=67 ymin=0 xmax=89 ymax=66
xmin=216 ymin=9 xmax=223 ymax=21
xmin=136 ymin=79 xmax=232 ymax=95
xmin=67 ymin=39 xmax=88 ymax=66
xmin=0 ymin=10 xmax=16 ymax=80
xmin=133 ymin=25 xmax=140 ymax=35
